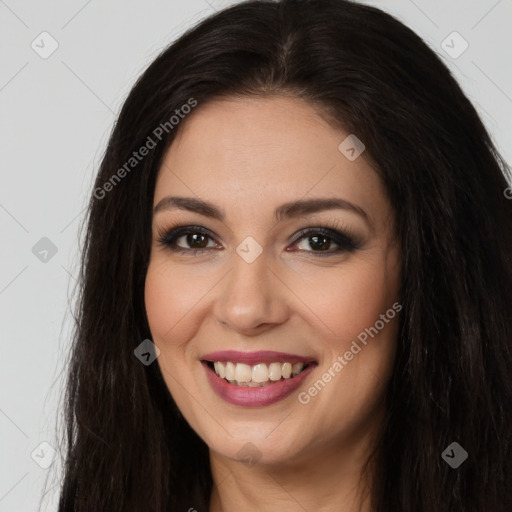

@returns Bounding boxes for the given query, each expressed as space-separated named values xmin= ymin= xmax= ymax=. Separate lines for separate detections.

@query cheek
xmin=144 ymin=261 xmax=206 ymax=417
xmin=289 ymin=252 xmax=401 ymax=424
xmin=144 ymin=258 xmax=213 ymax=347
xmin=296 ymin=255 xmax=400 ymax=425
xmin=289 ymin=256 xmax=400 ymax=352
xmin=143 ymin=261 xmax=201 ymax=409
xmin=144 ymin=266 xmax=177 ymax=342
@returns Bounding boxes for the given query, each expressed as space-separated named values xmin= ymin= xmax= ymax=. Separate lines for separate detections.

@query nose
xmin=213 ymin=247 xmax=290 ymax=335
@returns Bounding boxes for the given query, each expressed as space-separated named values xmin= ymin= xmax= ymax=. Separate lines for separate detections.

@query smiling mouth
xmin=204 ymin=360 xmax=316 ymax=387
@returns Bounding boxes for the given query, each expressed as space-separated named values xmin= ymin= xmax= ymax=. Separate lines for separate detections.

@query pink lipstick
xmin=201 ymin=350 xmax=317 ymax=407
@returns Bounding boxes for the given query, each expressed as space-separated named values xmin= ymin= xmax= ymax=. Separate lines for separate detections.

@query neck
xmin=208 ymin=431 xmax=378 ymax=512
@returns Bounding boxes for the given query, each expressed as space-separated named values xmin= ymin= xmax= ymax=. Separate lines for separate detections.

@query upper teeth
xmin=213 ymin=361 xmax=306 ymax=385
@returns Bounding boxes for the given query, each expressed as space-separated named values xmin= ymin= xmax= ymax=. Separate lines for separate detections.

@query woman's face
xmin=144 ymin=95 xmax=401 ymax=467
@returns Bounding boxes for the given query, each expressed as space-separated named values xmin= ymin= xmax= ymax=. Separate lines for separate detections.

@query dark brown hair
xmin=51 ymin=0 xmax=512 ymax=510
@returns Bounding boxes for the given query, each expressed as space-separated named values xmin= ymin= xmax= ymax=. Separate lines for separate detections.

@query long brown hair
xmin=52 ymin=1 xmax=512 ymax=510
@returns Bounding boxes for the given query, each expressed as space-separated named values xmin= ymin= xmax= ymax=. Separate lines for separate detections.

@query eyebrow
xmin=153 ymin=195 xmax=371 ymax=226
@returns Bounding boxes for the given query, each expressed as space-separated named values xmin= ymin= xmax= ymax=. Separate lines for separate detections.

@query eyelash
xmin=156 ymin=219 xmax=361 ymax=257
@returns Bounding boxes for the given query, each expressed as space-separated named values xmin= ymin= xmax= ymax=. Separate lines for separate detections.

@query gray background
xmin=1 ymin=0 xmax=511 ymax=510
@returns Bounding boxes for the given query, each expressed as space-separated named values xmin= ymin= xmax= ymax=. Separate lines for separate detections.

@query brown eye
xmin=157 ymin=226 xmax=220 ymax=254
xmin=157 ymin=223 xmax=360 ymax=257
xmin=181 ymin=232 xmax=209 ymax=249
xmin=301 ymin=234 xmax=332 ymax=251
xmin=289 ymin=227 xmax=359 ymax=256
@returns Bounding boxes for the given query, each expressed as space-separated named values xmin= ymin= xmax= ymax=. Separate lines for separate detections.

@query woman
xmin=55 ymin=0 xmax=512 ymax=510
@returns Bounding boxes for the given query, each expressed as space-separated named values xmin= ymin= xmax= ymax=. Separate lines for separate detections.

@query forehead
xmin=154 ymin=95 xmax=392 ymax=229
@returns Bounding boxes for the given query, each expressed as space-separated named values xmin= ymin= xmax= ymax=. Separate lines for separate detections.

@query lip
xmin=202 ymin=360 xmax=317 ymax=407
xmin=201 ymin=350 xmax=316 ymax=366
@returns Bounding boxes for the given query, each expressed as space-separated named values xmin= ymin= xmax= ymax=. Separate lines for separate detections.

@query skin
xmin=144 ymin=95 xmax=401 ymax=512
